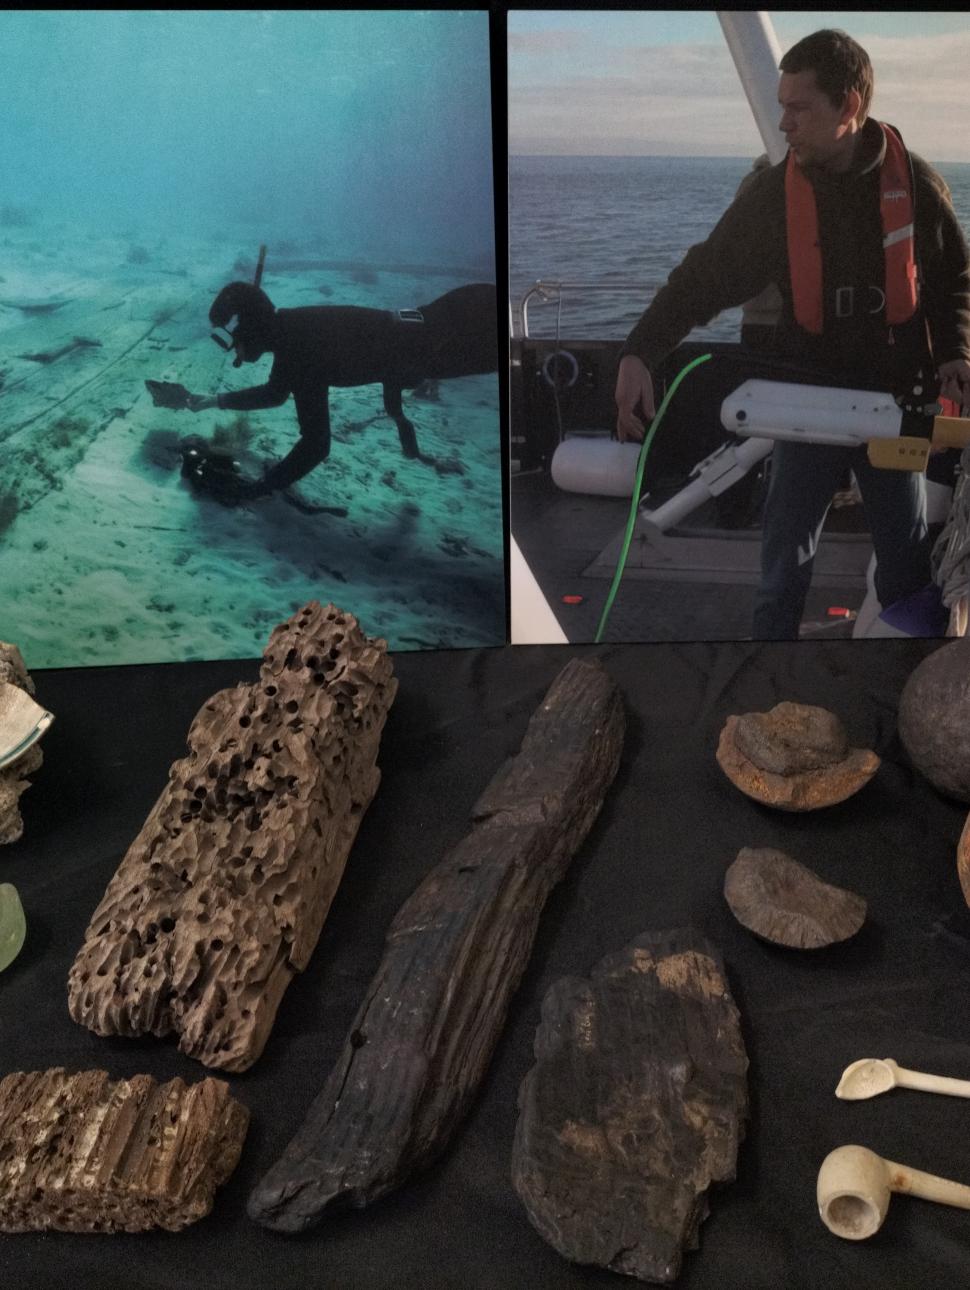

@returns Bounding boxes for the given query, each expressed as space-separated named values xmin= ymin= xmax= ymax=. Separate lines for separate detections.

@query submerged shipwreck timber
xmin=67 ymin=602 xmax=397 ymax=1072
xmin=248 ymin=656 xmax=624 ymax=1232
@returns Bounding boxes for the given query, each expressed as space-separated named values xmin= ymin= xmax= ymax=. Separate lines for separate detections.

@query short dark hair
xmin=780 ymin=29 xmax=873 ymax=122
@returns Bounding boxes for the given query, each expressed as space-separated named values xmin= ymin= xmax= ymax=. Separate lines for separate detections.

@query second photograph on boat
xmin=508 ymin=10 xmax=970 ymax=644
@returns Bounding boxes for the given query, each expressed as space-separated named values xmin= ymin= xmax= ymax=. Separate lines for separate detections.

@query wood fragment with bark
xmin=511 ymin=928 xmax=749 ymax=1284
xmin=67 ymin=602 xmax=397 ymax=1072
xmin=248 ymin=656 xmax=625 ymax=1232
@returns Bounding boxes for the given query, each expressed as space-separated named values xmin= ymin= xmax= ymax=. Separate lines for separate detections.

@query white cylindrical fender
xmin=550 ymin=437 xmax=643 ymax=497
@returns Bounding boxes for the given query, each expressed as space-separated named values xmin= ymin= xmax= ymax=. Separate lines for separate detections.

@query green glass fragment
xmin=0 ymin=883 xmax=26 ymax=971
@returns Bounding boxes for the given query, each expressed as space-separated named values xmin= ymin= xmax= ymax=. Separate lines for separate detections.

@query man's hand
xmin=615 ymin=355 xmax=656 ymax=442
xmin=938 ymin=358 xmax=970 ymax=413
xmin=185 ymin=393 xmax=219 ymax=413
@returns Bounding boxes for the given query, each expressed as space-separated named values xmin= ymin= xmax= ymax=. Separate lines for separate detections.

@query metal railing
xmin=510 ymin=279 xmax=653 ymax=340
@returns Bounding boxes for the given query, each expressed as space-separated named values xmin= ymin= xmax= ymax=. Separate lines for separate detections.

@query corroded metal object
xmin=724 ymin=847 xmax=866 ymax=948
xmin=67 ymin=602 xmax=397 ymax=1072
xmin=0 ymin=1068 xmax=248 ymax=1232
xmin=717 ymin=702 xmax=879 ymax=811
xmin=0 ymin=642 xmax=53 ymax=845
xmin=899 ymin=639 xmax=970 ymax=804
xmin=511 ymin=929 xmax=748 ymax=1284
xmin=248 ymin=657 xmax=625 ymax=1233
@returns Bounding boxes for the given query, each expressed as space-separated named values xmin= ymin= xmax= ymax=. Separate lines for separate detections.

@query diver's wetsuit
xmin=217 ymin=283 xmax=497 ymax=490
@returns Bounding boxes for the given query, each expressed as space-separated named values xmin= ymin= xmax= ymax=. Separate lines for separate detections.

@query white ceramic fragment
xmin=836 ymin=1057 xmax=970 ymax=1101
xmin=0 ymin=683 xmax=54 ymax=770
xmin=818 ymin=1144 xmax=970 ymax=1240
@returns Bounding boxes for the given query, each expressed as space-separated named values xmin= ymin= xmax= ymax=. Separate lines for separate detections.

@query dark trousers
xmin=752 ymin=441 xmax=930 ymax=640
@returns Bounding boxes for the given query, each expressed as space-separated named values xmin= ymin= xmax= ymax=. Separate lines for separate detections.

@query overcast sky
xmin=508 ymin=10 xmax=970 ymax=163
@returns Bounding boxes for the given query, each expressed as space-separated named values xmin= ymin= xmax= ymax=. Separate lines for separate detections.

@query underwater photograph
xmin=0 ymin=10 xmax=503 ymax=667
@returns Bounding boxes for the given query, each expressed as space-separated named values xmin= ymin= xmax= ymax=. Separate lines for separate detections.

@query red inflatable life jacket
xmin=786 ymin=121 xmax=918 ymax=335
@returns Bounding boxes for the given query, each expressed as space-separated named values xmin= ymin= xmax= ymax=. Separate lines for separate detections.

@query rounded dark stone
xmin=898 ymin=639 xmax=970 ymax=803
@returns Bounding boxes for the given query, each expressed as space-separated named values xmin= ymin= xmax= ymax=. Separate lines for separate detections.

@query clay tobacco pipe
xmin=818 ymin=1145 xmax=970 ymax=1240
xmin=836 ymin=1057 xmax=970 ymax=1101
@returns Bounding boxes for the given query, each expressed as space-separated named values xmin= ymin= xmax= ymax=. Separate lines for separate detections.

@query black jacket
xmin=622 ymin=120 xmax=970 ymax=393
xmin=216 ymin=284 xmax=497 ymax=486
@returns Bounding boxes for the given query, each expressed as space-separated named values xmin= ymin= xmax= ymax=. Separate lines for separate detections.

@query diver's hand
xmin=615 ymin=355 xmax=655 ymax=443
xmin=938 ymin=358 xmax=970 ymax=414
xmin=185 ymin=393 xmax=219 ymax=413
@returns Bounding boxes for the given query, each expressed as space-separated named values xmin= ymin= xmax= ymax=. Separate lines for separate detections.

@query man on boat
xmin=180 ymin=281 xmax=497 ymax=501
xmin=615 ymin=28 xmax=970 ymax=639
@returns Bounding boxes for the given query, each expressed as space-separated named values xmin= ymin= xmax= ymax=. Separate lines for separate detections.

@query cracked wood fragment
xmin=0 ymin=1068 xmax=248 ymax=1232
xmin=247 ymin=656 xmax=625 ymax=1232
xmin=67 ymin=602 xmax=397 ymax=1072
xmin=511 ymin=929 xmax=748 ymax=1284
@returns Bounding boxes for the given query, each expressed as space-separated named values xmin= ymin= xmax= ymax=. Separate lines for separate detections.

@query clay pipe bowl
xmin=818 ymin=1145 xmax=970 ymax=1240
xmin=836 ymin=1058 xmax=970 ymax=1101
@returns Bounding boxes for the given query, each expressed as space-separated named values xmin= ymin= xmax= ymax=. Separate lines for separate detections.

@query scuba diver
xmin=149 ymin=279 xmax=498 ymax=503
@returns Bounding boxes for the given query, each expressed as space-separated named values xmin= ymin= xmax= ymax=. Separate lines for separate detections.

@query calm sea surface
xmin=509 ymin=154 xmax=970 ymax=341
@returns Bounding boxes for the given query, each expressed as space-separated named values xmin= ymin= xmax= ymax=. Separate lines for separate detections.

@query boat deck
xmin=512 ymin=466 xmax=870 ymax=643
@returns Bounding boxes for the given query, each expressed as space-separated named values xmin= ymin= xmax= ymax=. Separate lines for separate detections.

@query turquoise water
xmin=3 ymin=11 xmax=497 ymax=269
xmin=0 ymin=12 xmax=503 ymax=669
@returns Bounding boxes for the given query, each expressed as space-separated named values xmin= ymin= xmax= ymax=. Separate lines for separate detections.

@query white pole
xmin=716 ymin=11 xmax=787 ymax=165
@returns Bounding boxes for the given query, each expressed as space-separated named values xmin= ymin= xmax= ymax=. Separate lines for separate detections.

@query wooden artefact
xmin=67 ymin=602 xmax=397 ymax=1073
xmin=0 ymin=1068 xmax=248 ymax=1232
xmin=247 ymin=657 xmax=625 ymax=1232
xmin=836 ymin=1057 xmax=970 ymax=1101
xmin=899 ymin=640 xmax=970 ymax=804
xmin=817 ymin=1145 xmax=970 ymax=1240
xmin=723 ymin=847 xmax=866 ymax=948
xmin=511 ymin=928 xmax=748 ymax=1284
xmin=716 ymin=702 xmax=879 ymax=811
xmin=0 ymin=642 xmax=50 ymax=845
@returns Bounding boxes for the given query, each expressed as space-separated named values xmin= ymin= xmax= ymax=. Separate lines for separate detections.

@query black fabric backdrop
xmin=2 ymin=638 xmax=969 ymax=1290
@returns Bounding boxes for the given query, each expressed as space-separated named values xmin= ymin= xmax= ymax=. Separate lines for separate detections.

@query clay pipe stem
xmin=893 ymin=1064 xmax=970 ymax=1098
xmin=818 ymin=1145 xmax=970 ymax=1240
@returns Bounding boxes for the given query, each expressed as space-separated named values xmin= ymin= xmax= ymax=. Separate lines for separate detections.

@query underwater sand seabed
xmin=0 ymin=224 xmax=504 ymax=667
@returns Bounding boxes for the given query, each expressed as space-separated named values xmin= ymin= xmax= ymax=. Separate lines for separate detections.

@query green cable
xmin=594 ymin=352 xmax=713 ymax=643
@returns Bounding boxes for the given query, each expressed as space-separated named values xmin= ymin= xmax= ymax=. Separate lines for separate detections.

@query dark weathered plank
xmin=511 ymin=929 xmax=748 ymax=1284
xmin=0 ymin=1068 xmax=249 ymax=1232
xmin=67 ymin=602 xmax=397 ymax=1072
xmin=724 ymin=847 xmax=866 ymax=948
xmin=248 ymin=656 xmax=625 ymax=1232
